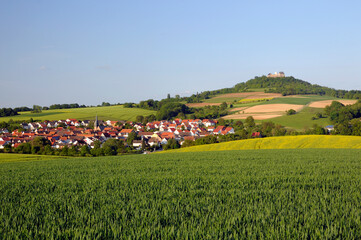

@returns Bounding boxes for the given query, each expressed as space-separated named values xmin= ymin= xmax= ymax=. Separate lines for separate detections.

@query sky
xmin=1 ymin=0 xmax=361 ymax=108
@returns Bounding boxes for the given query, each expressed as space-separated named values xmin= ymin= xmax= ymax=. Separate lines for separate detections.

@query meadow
xmin=260 ymin=107 xmax=331 ymax=130
xmin=1 ymin=149 xmax=361 ymax=238
xmin=260 ymin=95 xmax=337 ymax=106
xmin=0 ymin=105 xmax=156 ymax=122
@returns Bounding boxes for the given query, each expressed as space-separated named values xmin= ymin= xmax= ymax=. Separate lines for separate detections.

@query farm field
xmin=260 ymin=95 xmax=337 ymax=105
xmin=203 ymin=92 xmax=282 ymax=103
xmin=214 ymin=92 xmax=351 ymax=129
xmin=264 ymin=107 xmax=331 ymax=130
xmin=0 ymin=105 xmax=156 ymax=122
xmin=0 ymin=153 xmax=68 ymax=163
xmin=1 ymin=149 xmax=361 ymax=238
xmin=168 ymin=135 xmax=361 ymax=153
xmin=309 ymin=99 xmax=357 ymax=108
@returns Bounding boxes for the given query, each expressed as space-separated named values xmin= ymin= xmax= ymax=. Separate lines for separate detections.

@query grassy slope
xmin=1 ymin=149 xmax=361 ymax=238
xmin=0 ymin=153 xmax=68 ymax=163
xmin=260 ymin=107 xmax=331 ymax=130
xmin=0 ymin=105 xmax=156 ymax=122
xmin=224 ymin=94 xmax=336 ymax=129
xmin=166 ymin=135 xmax=361 ymax=153
xmin=260 ymin=95 xmax=337 ymax=105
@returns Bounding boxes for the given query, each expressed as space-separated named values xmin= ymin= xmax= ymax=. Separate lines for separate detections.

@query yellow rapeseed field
xmin=238 ymin=98 xmax=274 ymax=104
xmin=167 ymin=135 xmax=361 ymax=153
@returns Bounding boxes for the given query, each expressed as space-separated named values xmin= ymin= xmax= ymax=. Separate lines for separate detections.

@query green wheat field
xmin=1 ymin=149 xmax=361 ymax=239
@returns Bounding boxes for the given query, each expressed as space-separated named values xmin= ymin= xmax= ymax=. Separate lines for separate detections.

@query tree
xmin=136 ymin=115 xmax=144 ymax=123
xmin=102 ymin=138 xmax=124 ymax=154
xmin=4 ymin=143 xmax=12 ymax=153
xmin=31 ymin=137 xmax=51 ymax=154
xmin=68 ymin=146 xmax=79 ymax=156
xmin=60 ymin=146 xmax=69 ymax=156
xmin=220 ymin=102 xmax=228 ymax=110
xmin=315 ymin=112 xmax=323 ymax=119
xmin=93 ymin=140 xmax=101 ymax=149
xmin=286 ymin=109 xmax=296 ymax=115
xmin=80 ymin=145 xmax=91 ymax=156
xmin=15 ymin=142 xmax=32 ymax=154
xmin=156 ymin=103 xmax=190 ymax=120
xmin=181 ymin=140 xmax=195 ymax=148
xmin=163 ymin=138 xmax=180 ymax=150
xmin=127 ymin=132 xmax=138 ymax=146
xmin=218 ymin=118 xmax=226 ymax=126
xmin=244 ymin=116 xmax=255 ymax=129
xmin=167 ymin=93 xmax=171 ymax=99
xmin=31 ymin=105 xmax=42 ymax=113
xmin=44 ymin=145 xmax=54 ymax=155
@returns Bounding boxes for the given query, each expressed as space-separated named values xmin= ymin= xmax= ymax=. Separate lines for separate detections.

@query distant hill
xmin=233 ymin=76 xmax=361 ymax=98
xmin=185 ymin=75 xmax=361 ymax=104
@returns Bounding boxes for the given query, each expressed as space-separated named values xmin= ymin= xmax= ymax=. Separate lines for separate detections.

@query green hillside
xmin=260 ymin=95 xmax=336 ymax=105
xmin=0 ymin=105 xmax=156 ymax=122
xmin=262 ymin=107 xmax=331 ymax=130
xmin=1 ymin=149 xmax=361 ymax=238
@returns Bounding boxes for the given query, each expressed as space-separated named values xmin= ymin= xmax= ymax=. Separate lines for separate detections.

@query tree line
xmin=0 ymin=108 xmax=19 ymax=117
xmin=324 ymin=100 xmax=361 ymax=135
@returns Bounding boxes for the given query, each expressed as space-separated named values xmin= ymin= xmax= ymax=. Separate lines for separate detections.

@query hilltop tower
xmin=267 ymin=72 xmax=285 ymax=78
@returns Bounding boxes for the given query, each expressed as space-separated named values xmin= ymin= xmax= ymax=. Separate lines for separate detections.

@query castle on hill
xmin=267 ymin=72 xmax=285 ymax=78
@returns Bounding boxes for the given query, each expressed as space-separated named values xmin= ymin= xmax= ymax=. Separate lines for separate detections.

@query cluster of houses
xmin=0 ymin=118 xmax=236 ymax=150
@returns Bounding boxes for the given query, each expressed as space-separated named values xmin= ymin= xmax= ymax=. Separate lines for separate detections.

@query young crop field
xmin=260 ymin=95 xmax=337 ymax=106
xmin=0 ymin=105 xmax=156 ymax=122
xmin=0 ymin=153 xmax=68 ymax=163
xmin=1 ymin=149 xmax=361 ymax=238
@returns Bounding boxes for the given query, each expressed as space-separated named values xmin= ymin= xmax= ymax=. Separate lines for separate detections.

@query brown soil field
xmin=223 ymin=113 xmax=282 ymax=120
xmin=212 ymin=92 xmax=282 ymax=99
xmin=186 ymin=103 xmax=221 ymax=108
xmin=243 ymin=104 xmax=304 ymax=113
xmin=309 ymin=100 xmax=357 ymax=108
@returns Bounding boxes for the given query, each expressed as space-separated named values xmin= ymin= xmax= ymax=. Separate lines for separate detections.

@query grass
xmin=260 ymin=95 xmax=337 ymax=105
xmin=166 ymin=135 xmax=361 ymax=153
xmin=1 ymin=149 xmax=361 ymax=238
xmin=0 ymin=105 xmax=156 ymax=122
xmin=0 ymin=153 xmax=68 ymax=163
xmin=262 ymin=107 xmax=331 ymax=130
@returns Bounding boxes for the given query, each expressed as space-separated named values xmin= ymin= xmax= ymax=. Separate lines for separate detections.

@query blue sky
xmin=1 ymin=0 xmax=361 ymax=107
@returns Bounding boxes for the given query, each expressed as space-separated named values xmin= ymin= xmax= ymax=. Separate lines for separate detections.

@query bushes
xmin=286 ymin=109 xmax=296 ymax=115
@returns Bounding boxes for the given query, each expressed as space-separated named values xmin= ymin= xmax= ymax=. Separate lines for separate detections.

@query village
xmin=0 ymin=117 xmax=236 ymax=151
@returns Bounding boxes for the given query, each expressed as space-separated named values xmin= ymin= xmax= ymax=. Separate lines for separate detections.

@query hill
xmin=234 ymin=76 xmax=361 ymax=98
xmin=1 ymin=149 xmax=361 ymax=238
xmin=0 ymin=105 xmax=156 ymax=122
xmin=165 ymin=135 xmax=361 ymax=153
